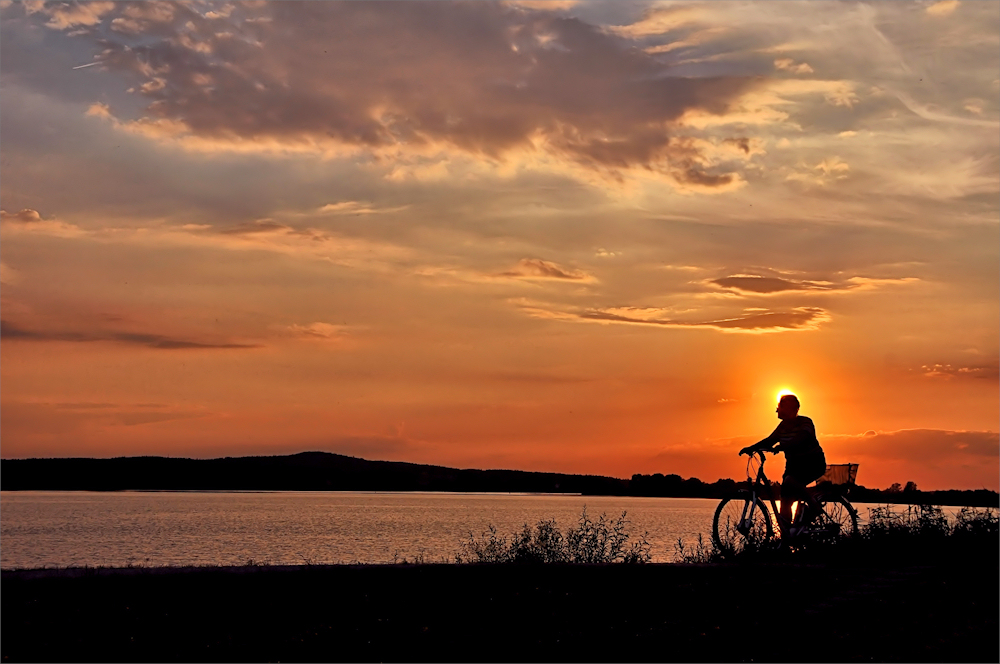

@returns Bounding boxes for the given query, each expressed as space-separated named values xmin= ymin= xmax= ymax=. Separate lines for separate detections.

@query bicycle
xmin=712 ymin=451 xmax=860 ymax=556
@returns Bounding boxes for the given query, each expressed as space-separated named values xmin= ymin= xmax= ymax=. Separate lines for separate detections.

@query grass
xmin=454 ymin=507 xmax=653 ymax=564
xmin=674 ymin=503 xmax=999 ymax=564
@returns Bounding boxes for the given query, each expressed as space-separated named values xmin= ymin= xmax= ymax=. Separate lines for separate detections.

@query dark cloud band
xmin=0 ymin=319 xmax=260 ymax=350
xmin=38 ymin=2 xmax=760 ymax=186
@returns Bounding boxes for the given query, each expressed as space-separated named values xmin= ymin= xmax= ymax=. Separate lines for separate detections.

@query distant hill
xmin=1 ymin=453 xmax=996 ymax=506
xmin=0 ymin=452 xmax=630 ymax=495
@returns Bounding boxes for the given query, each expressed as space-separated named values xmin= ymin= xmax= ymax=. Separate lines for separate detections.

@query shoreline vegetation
xmin=3 ymin=525 xmax=996 ymax=663
xmin=2 ymin=451 xmax=997 ymax=507
xmin=3 ymin=507 xmax=996 ymax=661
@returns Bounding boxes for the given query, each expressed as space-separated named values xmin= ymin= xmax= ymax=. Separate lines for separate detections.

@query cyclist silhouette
xmin=740 ymin=394 xmax=826 ymax=538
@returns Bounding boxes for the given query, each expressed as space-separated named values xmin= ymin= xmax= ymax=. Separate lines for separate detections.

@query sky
xmin=1 ymin=0 xmax=997 ymax=491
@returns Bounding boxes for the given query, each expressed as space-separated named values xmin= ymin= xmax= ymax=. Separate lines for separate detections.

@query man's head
xmin=776 ymin=394 xmax=800 ymax=420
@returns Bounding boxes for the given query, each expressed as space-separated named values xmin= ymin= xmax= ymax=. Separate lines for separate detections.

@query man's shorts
xmin=784 ymin=454 xmax=827 ymax=485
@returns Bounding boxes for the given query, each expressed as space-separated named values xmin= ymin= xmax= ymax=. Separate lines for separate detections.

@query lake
xmin=1 ymin=491 xmax=892 ymax=568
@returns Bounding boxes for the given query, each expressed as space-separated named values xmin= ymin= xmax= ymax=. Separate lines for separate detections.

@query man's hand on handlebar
xmin=739 ymin=445 xmax=775 ymax=456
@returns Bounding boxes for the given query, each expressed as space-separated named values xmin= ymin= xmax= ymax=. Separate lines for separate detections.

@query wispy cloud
xmin=495 ymin=258 xmax=595 ymax=283
xmin=0 ymin=261 xmax=20 ymax=285
xmin=774 ymin=58 xmax=813 ymax=75
xmin=2 ymin=209 xmax=414 ymax=269
xmin=707 ymin=273 xmax=918 ymax=295
xmin=514 ymin=299 xmax=831 ymax=333
xmin=918 ymin=361 xmax=999 ymax=381
xmin=284 ymin=322 xmax=353 ymax=343
xmin=0 ymin=319 xmax=260 ymax=350
xmin=824 ymin=428 xmax=998 ymax=461
xmin=579 ymin=306 xmax=831 ymax=333
xmin=316 ymin=201 xmax=408 ymax=215
xmin=926 ymin=1 xmax=960 ymax=17
xmin=1 ymin=400 xmax=208 ymax=435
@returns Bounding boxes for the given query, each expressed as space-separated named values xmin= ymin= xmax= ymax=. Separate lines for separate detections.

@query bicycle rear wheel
xmin=712 ymin=495 xmax=774 ymax=556
xmin=814 ymin=495 xmax=859 ymax=538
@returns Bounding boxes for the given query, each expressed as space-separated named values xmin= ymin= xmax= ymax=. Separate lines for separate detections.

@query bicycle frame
xmin=740 ymin=451 xmax=831 ymax=535
xmin=713 ymin=452 xmax=859 ymax=553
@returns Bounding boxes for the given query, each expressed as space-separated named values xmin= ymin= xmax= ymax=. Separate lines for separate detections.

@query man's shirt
xmin=765 ymin=416 xmax=823 ymax=461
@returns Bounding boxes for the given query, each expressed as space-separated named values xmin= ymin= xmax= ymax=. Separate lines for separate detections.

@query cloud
xmin=707 ymin=273 xmax=918 ymax=295
xmin=0 ymin=209 xmax=86 ymax=238
xmin=0 ymin=262 xmax=19 ymax=285
xmin=919 ymin=361 xmax=1000 ymax=381
xmin=1 ymin=210 xmax=413 ymax=270
xmin=710 ymin=275 xmax=834 ymax=294
xmin=825 ymin=429 xmax=997 ymax=461
xmin=610 ymin=5 xmax=707 ymax=38
xmin=774 ymin=58 xmax=814 ymax=74
xmin=515 ymin=299 xmax=832 ymax=333
xmin=963 ymin=98 xmax=984 ymax=115
xmin=205 ymin=219 xmax=414 ymax=267
xmin=0 ymin=208 xmax=42 ymax=223
xmin=926 ymin=1 xmax=960 ymax=17
xmin=316 ymin=201 xmax=408 ymax=215
xmin=677 ymin=78 xmax=859 ymax=129
xmin=891 ymin=91 xmax=1000 ymax=128
xmin=285 ymin=322 xmax=352 ymax=342
xmin=219 ymin=219 xmax=291 ymax=236
xmin=0 ymin=400 xmax=207 ymax=439
xmin=0 ymin=319 xmax=260 ymax=350
xmin=416 ymin=258 xmax=598 ymax=289
xmin=51 ymin=2 xmax=762 ymax=190
xmin=784 ymin=156 xmax=852 ymax=186
xmin=496 ymin=258 xmax=595 ymax=282
xmin=798 ymin=428 xmax=998 ymax=490
xmin=36 ymin=1 xmax=115 ymax=30
xmin=580 ymin=306 xmax=831 ymax=332
xmin=504 ymin=1 xmax=580 ymax=11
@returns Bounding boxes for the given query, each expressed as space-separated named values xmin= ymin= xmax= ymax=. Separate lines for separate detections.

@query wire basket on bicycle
xmin=813 ymin=463 xmax=859 ymax=494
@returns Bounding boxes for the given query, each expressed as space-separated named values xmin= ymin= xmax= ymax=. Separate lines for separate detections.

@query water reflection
xmin=4 ymin=491 xmax=955 ymax=569
xmin=2 ymin=491 xmax=720 ymax=568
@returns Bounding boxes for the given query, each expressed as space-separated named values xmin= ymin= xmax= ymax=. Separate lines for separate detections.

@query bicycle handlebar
xmin=738 ymin=448 xmax=774 ymax=460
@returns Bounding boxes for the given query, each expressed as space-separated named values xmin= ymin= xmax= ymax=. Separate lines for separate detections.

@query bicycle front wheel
xmin=712 ymin=495 xmax=774 ymax=556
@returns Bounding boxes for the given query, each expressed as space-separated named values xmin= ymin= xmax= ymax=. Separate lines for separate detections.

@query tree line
xmin=628 ymin=472 xmax=998 ymax=507
xmin=1 ymin=453 xmax=996 ymax=507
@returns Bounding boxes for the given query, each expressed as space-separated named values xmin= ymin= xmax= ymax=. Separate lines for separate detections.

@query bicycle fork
xmin=737 ymin=493 xmax=760 ymax=536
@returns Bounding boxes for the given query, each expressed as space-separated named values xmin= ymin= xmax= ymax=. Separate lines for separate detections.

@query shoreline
xmin=3 ymin=486 xmax=997 ymax=508
xmin=3 ymin=556 xmax=996 ymax=662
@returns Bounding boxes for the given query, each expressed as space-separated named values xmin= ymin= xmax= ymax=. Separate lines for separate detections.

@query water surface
xmin=2 ymin=491 xmax=727 ymax=568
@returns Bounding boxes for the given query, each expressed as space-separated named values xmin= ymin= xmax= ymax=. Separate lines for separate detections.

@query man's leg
xmin=780 ymin=475 xmax=808 ymax=536
xmin=801 ymin=487 xmax=821 ymax=525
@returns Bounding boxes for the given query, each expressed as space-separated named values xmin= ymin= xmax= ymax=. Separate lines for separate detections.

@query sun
xmin=776 ymin=388 xmax=796 ymax=403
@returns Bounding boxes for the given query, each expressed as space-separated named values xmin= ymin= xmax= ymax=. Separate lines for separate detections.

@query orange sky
xmin=1 ymin=1 xmax=997 ymax=491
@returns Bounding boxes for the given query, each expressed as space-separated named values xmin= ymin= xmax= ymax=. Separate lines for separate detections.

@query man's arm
xmin=739 ymin=433 xmax=777 ymax=456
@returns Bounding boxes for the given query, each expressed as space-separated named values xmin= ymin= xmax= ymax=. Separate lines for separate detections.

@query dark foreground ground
xmin=3 ymin=555 xmax=997 ymax=663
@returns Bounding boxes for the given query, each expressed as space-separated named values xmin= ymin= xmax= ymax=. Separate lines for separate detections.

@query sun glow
xmin=776 ymin=388 xmax=796 ymax=403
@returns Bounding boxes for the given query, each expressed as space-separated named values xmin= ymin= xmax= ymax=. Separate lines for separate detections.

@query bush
xmin=673 ymin=534 xmax=723 ymax=563
xmin=455 ymin=508 xmax=652 ymax=564
xmin=859 ymin=504 xmax=995 ymax=542
xmin=849 ymin=504 xmax=998 ymax=563
xmin=675 ymin=503 xmax=999 ymax=565
xmin=862 ymin=504 xmax=947 ymax=541
xmin=951 ymin=506 xmax=999 ymax=539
